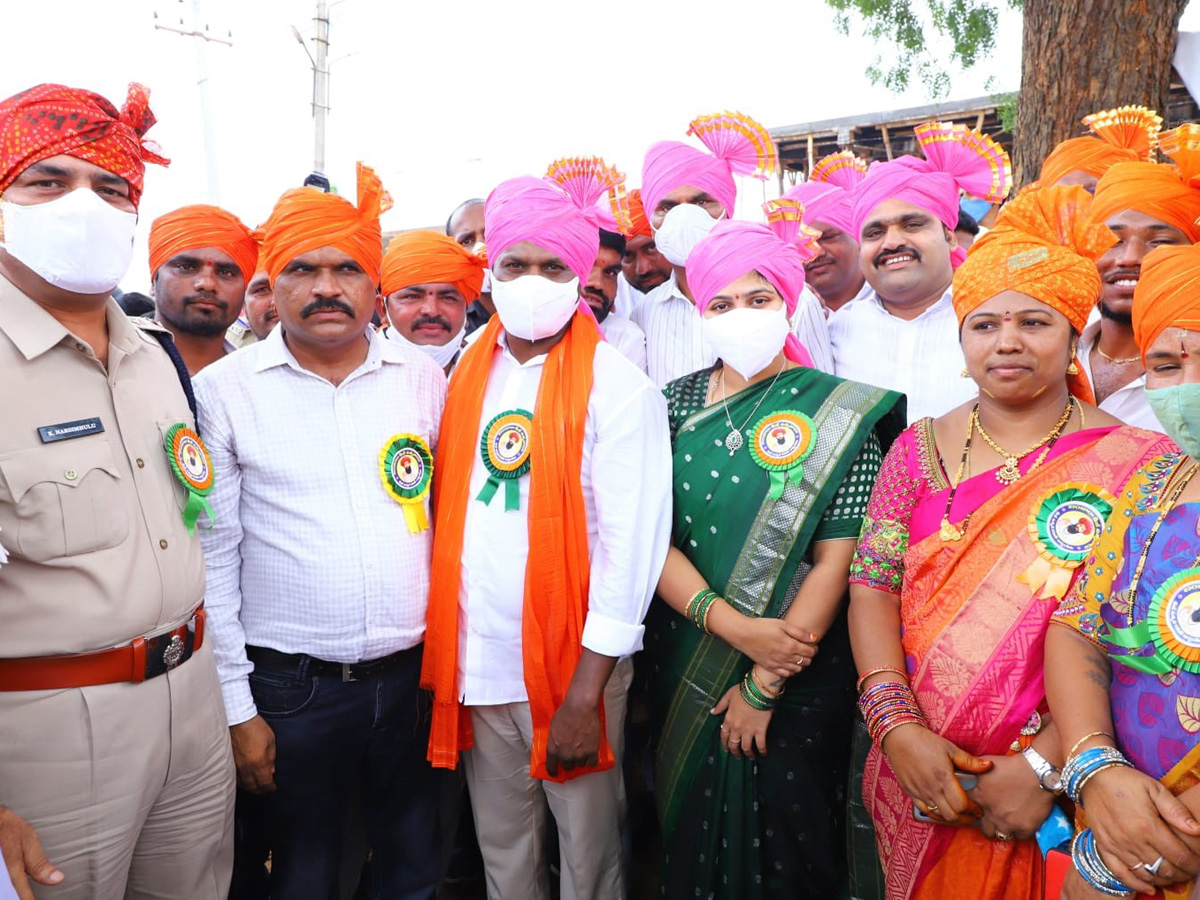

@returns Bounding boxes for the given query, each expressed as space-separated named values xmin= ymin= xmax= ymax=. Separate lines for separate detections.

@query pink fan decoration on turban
xmin=783 ymin=150 xmax=868 ymax=238
xmin=640 ymin=111 xmax=778 ymax=222
xmin=685 ymin=198 xmax=819 ymax=368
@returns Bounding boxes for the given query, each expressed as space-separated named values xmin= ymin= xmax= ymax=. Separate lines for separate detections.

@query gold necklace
xmin=1095 ymin=345 xmax=1140 ymax=365
xmin=971 ymin=398 xmax=1075 ymax=485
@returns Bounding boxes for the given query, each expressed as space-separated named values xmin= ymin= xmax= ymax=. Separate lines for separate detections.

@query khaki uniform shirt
xmin=0 ymin=276 xmax=205 ymax=656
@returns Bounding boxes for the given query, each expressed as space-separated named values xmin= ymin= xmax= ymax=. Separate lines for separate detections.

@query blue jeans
xmin=245 ymin=643 xmax=442 ymax=900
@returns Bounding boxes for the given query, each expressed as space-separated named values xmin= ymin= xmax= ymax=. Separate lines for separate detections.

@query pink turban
xmin=850 ymin=122 xmax=1011 ymax=268
xmin=686 ymin=198 xmax=818 ymax=367
xmin=640 ymin=111 xmax=778 ymax=220
xmin=485 ymin=157 xmax=628 ymax=282
xmin=783 ymin=150 xmax=868 ymax=237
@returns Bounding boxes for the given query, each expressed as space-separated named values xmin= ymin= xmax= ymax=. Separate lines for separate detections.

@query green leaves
xmin=825 ymin=0 xmax=1019 ymax=97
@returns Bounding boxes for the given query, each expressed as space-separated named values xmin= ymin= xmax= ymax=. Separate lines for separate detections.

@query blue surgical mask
xmin=1146 ymin=384 xmax=1200 ymax=458
xmin=960 ymin=197 xmax=992 ymax=222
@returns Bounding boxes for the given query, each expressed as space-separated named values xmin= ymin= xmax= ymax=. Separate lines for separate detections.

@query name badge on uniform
xmin=38 ymin=417 xmax=105 ymax=443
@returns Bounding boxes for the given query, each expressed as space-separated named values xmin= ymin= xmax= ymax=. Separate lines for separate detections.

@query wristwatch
xmin=1022 ymin=745 xmax=1063 ymax=794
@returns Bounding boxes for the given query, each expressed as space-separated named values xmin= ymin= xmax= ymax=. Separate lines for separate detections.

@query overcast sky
xmin=4 ymin=0 xmax=1197 ymax=292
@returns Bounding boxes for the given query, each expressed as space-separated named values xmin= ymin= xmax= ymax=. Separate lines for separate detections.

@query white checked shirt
xmin=195 ymin=326 xmax=448 ymax=726
xmin=457 ymin=334 xmax=672 ymax=706
xmin=829 ymin=286 xmax=975 ymax=423
xmin=600 ymin=313 xmax=648 ymax=372
xmin=1077 ymin=318 xmax=1164 ymax=432
xmin=631 ymin=272 xmax=717 ymax=387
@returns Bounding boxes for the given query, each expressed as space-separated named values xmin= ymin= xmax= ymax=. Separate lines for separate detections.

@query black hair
xmin=956 ymin=209 xmax=980 ymax=236
xmin=599 ymin=229 xmax=627 ymax=256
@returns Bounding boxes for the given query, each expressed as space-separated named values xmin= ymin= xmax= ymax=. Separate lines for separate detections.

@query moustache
xmin=804 ymin=254 xmax=835 ymax=270
xmin=1103 ymin=267 xmax=1140 ymax=284
xmin=582 ymin=288 xmax=611 ymax=306
xmin=300 ymin=297 xmax=355 ymax=318
xmin=411 ymin=314 xmax=452 ymax=333
xmin=873 ymin=246 xmax=922 ymax=268
xmin=183 ymin=293 xmax=227 ymax=311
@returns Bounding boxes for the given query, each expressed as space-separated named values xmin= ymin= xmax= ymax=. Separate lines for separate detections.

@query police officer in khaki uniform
xmin=0 ymin=83 xmax=234 ymax=900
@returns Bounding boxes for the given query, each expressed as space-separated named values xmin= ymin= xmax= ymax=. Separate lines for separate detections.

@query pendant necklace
xmin=718 ymin=364 xmax=785 ymax=455
xmin=972 ymin=398 xmax=1075 ymax=486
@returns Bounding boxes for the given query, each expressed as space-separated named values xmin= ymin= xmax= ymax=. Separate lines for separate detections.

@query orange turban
xmin=1132 ymin=244 xmax=1200 ymax=362
xmin=1038 ymin=105 xmax=1161 ymax=186
xmin=260 ymin=162 xmax=390 ymax=286
xmin=148 ymin=204 xmax=259 ymax=282
xmin=954 ymin=234 xmax=1101 ymax=333
xmin=380 ymin=230 xmax=486 ymax=302
xmin=974 ymin=184 xmax=1113 ymax=262
xmin=621 ymin=188 xmax=653 ymax=239
xmin=1090 ymin=124 xmax=1200 ymax=243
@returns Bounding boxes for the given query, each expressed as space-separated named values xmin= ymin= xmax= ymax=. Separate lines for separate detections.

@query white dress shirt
xmin=824 ymin=279 xmax=874 ymax=319
xmin=614 ymin=273 xmax=649 ymax=320
xmin=599 ymin=313 xmax=648 ymax=372
xmin=791 ymin=286 xmax=834 ymax=374
xmin=829 ymin=286 xmax=975 ymax=423
xmin=457 ymin=333 xmax=672 ymax=706
xmin=1077 ymin=319 xmax=1163 ymax=432
xmin=195 ymin=326 xmax=448 ymax=726
xmin=631 ymin=272 xmax=716 ymax=387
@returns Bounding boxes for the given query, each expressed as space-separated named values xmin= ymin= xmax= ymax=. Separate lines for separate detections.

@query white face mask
xmin=652 ymin=202 xmax=723 ymax=267
xmin=489 ymin=273 xmax=580 ymax=341
xmin=702 ymin=306 xmax=790 ymax=379
xmin=384 ymin=315 xmax=465 ymax=369
xmin=1 ymin=188 xmax=137 ymax=294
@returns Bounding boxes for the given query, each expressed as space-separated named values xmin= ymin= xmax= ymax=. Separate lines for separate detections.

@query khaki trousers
xmin=0 ymin=641 xmax=235 ymax=899
xmin=462 ymin=657 xmax=632 ymax=900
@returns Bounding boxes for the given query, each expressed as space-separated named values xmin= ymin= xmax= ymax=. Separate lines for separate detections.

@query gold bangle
xmin=751 ymin=666 xmax=783 ymax=699
xmin=1067 ymin=731 xmax=1116 ymax=761
xmin=700 ymin=596 xmax=720 ymax=634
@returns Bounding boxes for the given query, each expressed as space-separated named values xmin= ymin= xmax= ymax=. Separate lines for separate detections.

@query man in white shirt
xmin=582 ymin=229 xmax=647 ymax=371
xmin=195 ymin=164 xmax=448 ymax=899
xmin=613 ymin=188 xmax=671 ymax=321
xmin=1076 ymin=146 xmax=1200 ymax=431
xmin=830 ymin=124 xmax=1011 ymax=422
xmin=377 ymin=229 xmax=486 ymax=375
xmin=420 ymin=160 xmax=672 ymax=900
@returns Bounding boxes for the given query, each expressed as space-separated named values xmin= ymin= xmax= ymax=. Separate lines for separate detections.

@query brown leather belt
xmin=0 ymin=607 xmax=205 ymax=692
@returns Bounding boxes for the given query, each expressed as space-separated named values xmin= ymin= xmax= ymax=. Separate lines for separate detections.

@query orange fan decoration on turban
xmin=1132 ymin=244 xmax=1200 ymax=363
xmin=0 ymin=82 xmax=169 ymax=209
xmin=259 ymin=162 xmax=391 ymax=285
xmin=1090 ymin=124 xmax=1200 ymax=243
xmin=1038 ymin=105 xmax=1161 ymax=187
xmin=622 ymin=189 xmax=653 ymax=239
xmin=148 ymin=204 xmax=260 ymax=282
xmin=380 ymin=230 xmax=487 ymax=302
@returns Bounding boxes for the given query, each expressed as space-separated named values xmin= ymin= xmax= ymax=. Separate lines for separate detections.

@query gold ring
xmin=994 ymin=830 xmax=1013 ymax=842
xmin=926 ymin=803 xmax=939 ymax=813
xmin=730 ymin=736 xmax=742 ymax=743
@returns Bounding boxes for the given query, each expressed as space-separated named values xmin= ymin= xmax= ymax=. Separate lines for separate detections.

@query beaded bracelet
xmin=1070 ymin=829 xmax=1133 ymax=897
xmin=855 ymin=666 xmax=909 ymax=693
xmin=858 ymin=680 xmax=925 ymax=746
xmin=740 ymin=669 xmax=779 ymax=711
xmin=1062 ymin=746 xmax=1132 ymax=804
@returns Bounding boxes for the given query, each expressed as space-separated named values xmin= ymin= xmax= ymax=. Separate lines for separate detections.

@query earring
xmin=1066 ymin=360 xmax=1080 ymax=375
xmin=960 ymin=367 xmax=971 ymax=378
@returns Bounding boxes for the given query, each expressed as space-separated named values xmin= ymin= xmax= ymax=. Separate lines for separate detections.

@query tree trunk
xmin=1013 ymin=0 xmax=1188 ymax=186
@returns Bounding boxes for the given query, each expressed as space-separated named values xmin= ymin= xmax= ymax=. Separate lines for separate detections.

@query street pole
xmin=193 ymin=0 xmax=220 ymax=202
xmin=312 ymin=0 xmax=329 ymax=175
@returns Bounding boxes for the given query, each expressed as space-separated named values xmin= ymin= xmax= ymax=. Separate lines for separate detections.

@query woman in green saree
xmin=646 ymin=206 xmax=904 ymax=899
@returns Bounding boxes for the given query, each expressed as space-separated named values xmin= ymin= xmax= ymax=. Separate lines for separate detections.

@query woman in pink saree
xmin=847 ymin=215 xmax=1172 ymax=900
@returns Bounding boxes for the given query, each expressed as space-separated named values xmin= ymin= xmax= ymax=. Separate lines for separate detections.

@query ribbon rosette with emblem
xmin=1017 ymin=483 xmax=1115 ymax=601
xmin=163 ymin=423 xmax=216 ymax=536
xmin=1106 ymin=569 xmax=1200 ymax=675
xmin=379 ymin=434 xmax=434 ymax=534
xmin=477 ymin=409 xmax=533 ymax=511
xmin=749 ymin=411 xmax=816 ymax=500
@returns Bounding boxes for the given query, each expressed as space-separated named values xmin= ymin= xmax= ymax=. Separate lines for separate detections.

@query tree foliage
xmin=826 ymin=0 xmax=1022 ymax=96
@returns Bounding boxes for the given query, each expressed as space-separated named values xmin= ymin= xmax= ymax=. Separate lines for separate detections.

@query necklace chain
xmin=1124 ymin=458 xmax=1200 ymax=624
xmin=1095 ymin=345 xmax=1141 ymax=365
xmin=718 ymin=364 xmax=785 ymax=455
xmin=972 ymin=398 xmax=1076 ymax=486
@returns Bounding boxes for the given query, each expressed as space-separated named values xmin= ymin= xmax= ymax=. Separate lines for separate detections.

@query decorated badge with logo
xmin=163 ymin=423 xmax=215 ymax=536
xmin=477 ymin=409 xmax=534 ymax=511
xmin=1147 ymin=569 xmax=1200 ymax=674
xmin=379 ymin=434 xmax=434 ymax=534
xmin=1018 ymin=483 xmax=1114 ymax=601
xmin=749 ymin=411 xmax=816 ymax=500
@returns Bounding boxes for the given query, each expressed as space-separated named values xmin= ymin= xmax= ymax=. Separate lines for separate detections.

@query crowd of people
xmin=1 ymin=79 xmax=1200 ymax=900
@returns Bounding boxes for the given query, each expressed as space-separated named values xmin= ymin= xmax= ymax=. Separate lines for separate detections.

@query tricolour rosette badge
xmin=749 ymin=411 xmax=816 ymax=500
xmin=379 ymin=434 xmax=434 ymax=534
xmin=477 ymin=409 xmax=533 ymax=511
xmin=163 ymin=423 xmax=216 ymax=536
xmin=1018 ymin=483 xmax=1115 ymax=601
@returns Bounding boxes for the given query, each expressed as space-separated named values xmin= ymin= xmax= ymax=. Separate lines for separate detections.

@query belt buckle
xmin=163 ymin=634 xmax=186 ymax=670
xmin=342 ymin=663 xmax=356 ymax=683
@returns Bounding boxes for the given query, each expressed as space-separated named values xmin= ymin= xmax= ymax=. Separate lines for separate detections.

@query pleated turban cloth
xmin=782 ymin=150 xmax=867 ymax=237
xmin=1133 ymin=244 xmax=1200 ymax=362
xmin=1089 ymin=124 xmax=1200 ymax=243
xmin=149 ymin=205 xmax=259 ymax=282
xmin=381 ymin=230 xmax=486 ymax=302
xmin=1038 ymin=105 xmax=1161 ymax=186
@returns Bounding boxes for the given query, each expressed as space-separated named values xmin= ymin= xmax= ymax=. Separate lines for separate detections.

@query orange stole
xmin=420 ymin=312 xmax=612 ymax=782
